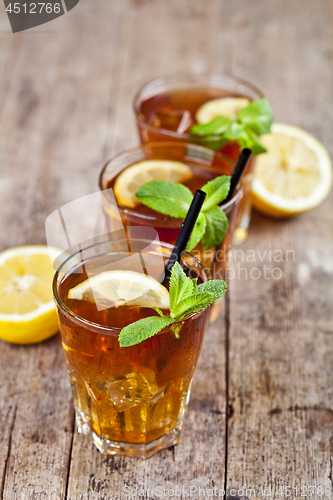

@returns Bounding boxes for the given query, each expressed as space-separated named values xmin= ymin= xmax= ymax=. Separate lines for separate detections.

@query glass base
xmin=75 ymin=412 xmax=181 ymax=459
xmin=92 ymin=427 xmax=181 ymax=459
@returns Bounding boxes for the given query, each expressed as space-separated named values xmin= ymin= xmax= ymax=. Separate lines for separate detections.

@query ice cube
xmin=106 ymin=369 xmax=158 ymax=412
xmin=149 ymin=107 xmax=194 ymax=133
xmin=177 ymin=110 xmax=193 ymax=134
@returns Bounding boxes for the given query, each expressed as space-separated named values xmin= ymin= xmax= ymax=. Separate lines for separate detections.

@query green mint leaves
xmin=190 ymin=97 xmax=273 ymax=155
xmin=118 ymin=316 xmax=174 ymax=348
xmin=118 ymin=262 xmax=226 ymax=347
xmin=135 ymin=180 xmax=192 ymax=219
xmin=201 ymin=176 xmax=231 ymax=211
xmin=136 ymin=175 xmax=231 ymax=252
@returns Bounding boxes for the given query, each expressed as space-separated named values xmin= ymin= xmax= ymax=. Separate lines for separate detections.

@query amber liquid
xmin=57 ymin=255 xmax=208 ymax=449
xmin=138 ymin=87 xmax=244 ymax=161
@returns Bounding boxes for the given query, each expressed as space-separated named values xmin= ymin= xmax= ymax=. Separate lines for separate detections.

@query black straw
xmin=223 ymin=148 xmax=252 ymax=204
xmin=162 ymin=189 xmax=206 ymax=283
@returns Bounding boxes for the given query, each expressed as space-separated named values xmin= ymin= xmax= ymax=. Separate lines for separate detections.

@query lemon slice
xmin=252 ymin=123 xmax=333 ymax=218
xmin=68 ymin=270 xmax=170 ymax=309
xmin=0 ymin=245 xmax=60 ymax=344
xmin=196 ymin=97 xmax=251 ymax=123
xmin=114 ymin=160 xmax=193 ymax=208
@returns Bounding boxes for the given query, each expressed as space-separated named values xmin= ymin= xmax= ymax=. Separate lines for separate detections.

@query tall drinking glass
xmin=133 ymin=73 xmax=263 ymax=245
xmin=53 ymin=239 xmax=211 ymax=458
xmin=99 ymin=142 xmax=242 ymax=281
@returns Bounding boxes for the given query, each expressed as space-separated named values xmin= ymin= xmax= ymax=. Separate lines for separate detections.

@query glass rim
xmin=53 ymin=238 xmax=212 ymax=335
xmin=98 ymin=141 xmax=242 ymax=222
xmin=132 ymin=71 xmax=264 ymax=140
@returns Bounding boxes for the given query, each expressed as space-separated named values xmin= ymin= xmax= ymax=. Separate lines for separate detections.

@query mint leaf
xmin=191 ymin=116 xmax=231 ymax=136
xmin=196 ymin=280 xmax=227 ymax=300
xmin=202 ymin=206 xmax=229 ymax=250
xmin=190 ymin=134 xmax=229 ymax=152
xmin=187 ymin=212 xmax=206 ymax=252
xmin=237 ymin=97 xmax=273 ymax=135
xmin=223 ymin=121 xmax=246 ymax=141
xmin=136 ymin=180 xmax=192 ymax=218
xmin=119 ymin=316 xmax=174 ymax=347
xmin=241 ymin=127 xmax=267 ymax=155
xmin=201 ymin=176 xmax=231 ymax=211
xmin=171 ymin=291 xmax=215 ymax=320
xmin=169 ymin=263 xmax=227 ymax=320
xmin=169 ymin=261 xmax=196 ymax=317
xmin=224 ymin=125 xmax=266 ymax=155
xmin=173 ymin=284 xmax=226 ymax=320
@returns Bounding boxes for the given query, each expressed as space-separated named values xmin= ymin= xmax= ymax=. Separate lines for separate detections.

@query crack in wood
xmin=223 ymin=290 xmax=231 ymax=500
xmin=63 ymin=410 xmax=76 ymax=500
xmin=0 ymin=405 xmax=17 ymax=500
xmin=287 ymin=405 xmax=333 ymax=413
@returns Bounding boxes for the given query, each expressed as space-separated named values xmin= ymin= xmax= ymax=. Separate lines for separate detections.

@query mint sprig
xmin=118 ymin=262 xmax=226 ymax=347
xmin=136 ymin=175 xmax=231 ymax=252
xmin=190 ymin=97 xmax=273 ymax=155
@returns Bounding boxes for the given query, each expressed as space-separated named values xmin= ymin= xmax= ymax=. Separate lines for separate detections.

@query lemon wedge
xmin=68 ymin=270 xmax=170 ymax=309
xmin=0 ymin=245 xmax=60 ymax=344
xmin=252 ymin=123 xmax=333 ymax=218
xmin=114 ymin=160 xmax=193 ymax=208
xmin=196 ymin=97 xmax=251 ymax=123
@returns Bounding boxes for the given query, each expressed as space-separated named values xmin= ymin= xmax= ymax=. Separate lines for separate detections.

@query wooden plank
xmin=225 ymin=0 xmax=333 ymax=495
xmin=0 ymin=0 xmax=125 ymax=250
xmin=0 ymin=0 xmax=332 ymax=498
xmin=227 ymin=215 xmax=333 ymax=496
xmin=0 ymin=405 xmax=16 ymax=496
xmin=0 ymin=337 xmax=74 ymax=500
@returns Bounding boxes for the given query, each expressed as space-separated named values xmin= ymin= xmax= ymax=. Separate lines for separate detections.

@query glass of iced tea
xmin=133 ymin=73 xmax=264 ymax=245
xmin=99 ymin=142 xmax=242 ymax=281
xmin=53 ymin=238 xmax=211 ymax=458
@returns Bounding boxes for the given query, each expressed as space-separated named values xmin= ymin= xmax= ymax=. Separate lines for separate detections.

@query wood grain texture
xmin=224 ymin=0 xmax=333 ymax=496
xmin=0 ymin=337 xmax=74 ymax=500
xmin=0 ymin=0 xmax=332 ymax=498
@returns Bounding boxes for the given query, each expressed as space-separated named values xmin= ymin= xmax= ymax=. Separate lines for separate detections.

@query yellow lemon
xmin=252 ymin=123 xmax=332 ymax=218
xmin=114 ymin=160 xmax=192 ymax=208
xmin=68 ymin=270 xmax=170 ymax=309
xmin=0 ymin=245 xmax=60 ymax=344
xmin=196 ymin=97 xmax=251 ymax=123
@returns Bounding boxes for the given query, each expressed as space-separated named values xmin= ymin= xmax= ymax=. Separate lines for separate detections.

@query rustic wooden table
xmin=0 ymin=0 xmax=332 ymax=499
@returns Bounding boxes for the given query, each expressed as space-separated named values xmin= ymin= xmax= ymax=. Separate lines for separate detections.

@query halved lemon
xmin=196 ymin=97 xmax=251 ymax=123
xmin=114 ymin=160 xmax=193 ymax=208
xmin=252 ymin=123 xmax=333 ymax=218
xmin=0 ymin=245 xmax=60 ymax=344
xmin=68 ymin=270 xmax=170 ymax=309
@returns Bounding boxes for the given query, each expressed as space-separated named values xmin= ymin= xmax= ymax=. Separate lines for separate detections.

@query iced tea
xmin=53 ymin=239 xmax=210 ymax=458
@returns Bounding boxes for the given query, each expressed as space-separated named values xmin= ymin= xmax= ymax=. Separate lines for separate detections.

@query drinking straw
xmin=162 ymin=189 xmax=206 ymax=282
xmin=223 ymin=148 xmax=252 ymax=204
